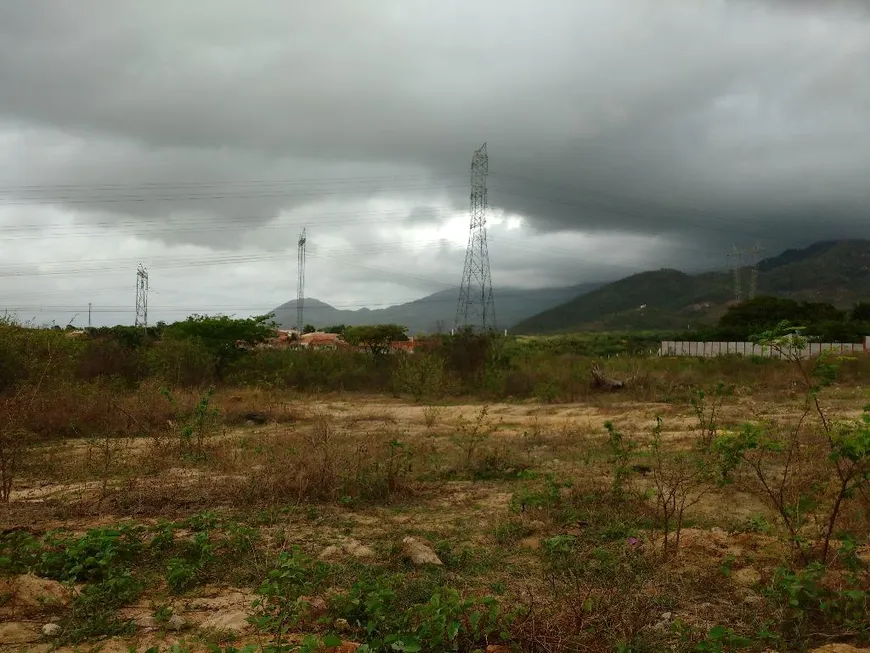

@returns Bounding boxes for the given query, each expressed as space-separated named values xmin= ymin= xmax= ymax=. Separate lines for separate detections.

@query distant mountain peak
xmin=268 ymin=283 xmax=604 ymax=334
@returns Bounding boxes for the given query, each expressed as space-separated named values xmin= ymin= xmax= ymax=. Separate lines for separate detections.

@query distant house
xmin=255 ymin=330 xmax=422 ymax=353
xmin=389 ymin=339 xmax=416 ymax=354
xmin=252 ymin=329 xmax=295 ymax=350
xmin=299 ymin=332 xmax=348 ymax=350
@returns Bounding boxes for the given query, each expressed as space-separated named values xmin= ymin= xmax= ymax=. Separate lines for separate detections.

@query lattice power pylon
xmin=134 ymin=264 xmax=148 ymax=328
xmin=296 ymin=228 xmax=307 ymax=333
xmin=455 ymin=143 xmax=496 ymax=332
xmin=748 ymin=244 xmax=764 ymax=300
xmin=727 ymin=246 xmax=744 ymax=303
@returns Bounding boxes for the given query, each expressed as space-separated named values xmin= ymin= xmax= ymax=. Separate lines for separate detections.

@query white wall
xmin=658 ymin=337 xmax=870 ymax=359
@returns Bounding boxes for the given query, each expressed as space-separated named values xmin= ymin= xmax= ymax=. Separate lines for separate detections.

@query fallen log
xmin=590 ymin=363 xmax=626 ymax=391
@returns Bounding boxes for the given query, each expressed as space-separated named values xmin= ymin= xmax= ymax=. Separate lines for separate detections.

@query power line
xmin=0 ymin=181 xmax=467 ymax=207
xmin=0 ymin=172 xmax=465 ymax=194
xmin=0 ymin=238 xmax=462 ymax=279
xmin=0 ymin=288 xmax=592 ymax=313
xmin=0 ymin=207 xmax=456 ymax=239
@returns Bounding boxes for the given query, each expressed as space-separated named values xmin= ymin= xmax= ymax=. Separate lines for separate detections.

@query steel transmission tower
xmin=727 ymin=245 xmax=764 ymax=303
xmin=748 ymin=244 xmax=764 ymax=300
xmin=134 ymin=264 xmax=149 ymax=327
xmin=455 ymin=143 xmax=496 ymax=332
xmin=296 ymin=228 xmax=307 ymax=333
xmin=727 ymin=246 xmax=744 ymax=303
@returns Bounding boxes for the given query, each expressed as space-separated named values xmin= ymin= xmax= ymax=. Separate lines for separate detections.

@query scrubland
xmin=1 ymin=322 xmax=868 ymax=653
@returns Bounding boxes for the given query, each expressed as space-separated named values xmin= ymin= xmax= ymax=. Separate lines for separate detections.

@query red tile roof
xmin=300 ymin=332 xmax=347 ymax=348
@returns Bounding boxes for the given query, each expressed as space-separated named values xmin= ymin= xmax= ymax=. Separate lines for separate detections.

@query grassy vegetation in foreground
xmin=0 ymin=319 xmax=869 ymax=652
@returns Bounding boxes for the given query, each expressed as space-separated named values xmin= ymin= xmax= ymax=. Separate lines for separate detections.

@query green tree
xmin=343 ymin=324 xmax=408 ymax=355
xmin=850 ymin=301 xmax=870 ymax=322
xmin=717 ymin=297 xmax=846 ymax=340
xmin=302 ymin=324 xmax=316 ymax=334
xmin=162 ymin=313 xmax=276 ymax=379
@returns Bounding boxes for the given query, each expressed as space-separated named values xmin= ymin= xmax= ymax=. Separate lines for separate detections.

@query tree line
xmin=683 ymin=296 xmax=870 ymax=342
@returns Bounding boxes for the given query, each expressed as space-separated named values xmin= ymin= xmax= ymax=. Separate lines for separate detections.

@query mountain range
xmin=270 ymin=283 xmax=603 ymax=334
xmin=512 ymin=239 xmax=870 ymax=333
xmin=271 ymin=240 xmax=870 ymax=335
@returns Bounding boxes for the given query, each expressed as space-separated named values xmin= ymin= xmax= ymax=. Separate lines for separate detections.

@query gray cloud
xmin=1 ymin=0 xmax=869 ymax=315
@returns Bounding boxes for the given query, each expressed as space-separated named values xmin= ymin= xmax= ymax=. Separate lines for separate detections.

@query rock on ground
xmin=342 ymin=538 xmax=376 ymax=559
xmin=320 ymin=538 xmax=376 ymax=560
xmin=810 ymin=646 xmax=870 ymax=653
xmin=41 ymin=623 xmax=61 ymax=637
xmin=165 ymin=614 xmax=186 ymax=631
xmin=401 ymin=536 xmax=443 ymax=566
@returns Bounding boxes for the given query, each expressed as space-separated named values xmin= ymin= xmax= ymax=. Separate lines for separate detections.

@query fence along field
xmin=659 ymin=335 xmax=870 ymax=358
xmin=0 ymin=316 xmax=869 ymax=653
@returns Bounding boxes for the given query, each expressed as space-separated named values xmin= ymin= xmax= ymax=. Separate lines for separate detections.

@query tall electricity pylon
xmin=296 ymin=228 xmax=307 ymax=333
xmin=134 ymin=264 xmax=148 ymax=328
xmin=727 ymin=244 xmax=764 ymax=302
xmin=727 ymin=246 xmax=744 ymax=303
xmin=748 ymin=244 xmax=764 ymax=300
xmin=455 ymin=143 xmax=496 ymax=332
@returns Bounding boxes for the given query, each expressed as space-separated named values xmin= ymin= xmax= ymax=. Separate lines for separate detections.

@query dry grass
xmin=1 ymin=374 xmax=869 ymax=653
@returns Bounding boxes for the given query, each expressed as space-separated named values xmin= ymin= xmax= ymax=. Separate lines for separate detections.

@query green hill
xmin=513 ymin=240 xmax=870 ymax=334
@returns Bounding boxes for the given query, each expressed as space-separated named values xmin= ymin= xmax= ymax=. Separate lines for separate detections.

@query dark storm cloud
xmin=1 ymin=0 xmax=869 ymax=263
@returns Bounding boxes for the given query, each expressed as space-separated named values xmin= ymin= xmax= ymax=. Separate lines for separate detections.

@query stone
xmin=342 ymin=538 xmax=376 ymax=559
xmin=0 ymin=622 xmax=40 ymax=645
xmin=165 ymin=613 xmax=187 ymax=631
xmin=401 ymin=536 xmax=443 ymax=566
xmin=320 ymin=539 xmax=376 ymax=560
xmin=134 ymin=613 xmax=158 ymax=630
xmin=199 ymin=609 xmax=250 ymax=634
xmin=41 ymin=623 xmax=61 ymax=637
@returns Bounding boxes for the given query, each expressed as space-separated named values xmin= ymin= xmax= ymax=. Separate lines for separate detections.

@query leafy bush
xmin=329 ymin=573 xmax=512 ymax=653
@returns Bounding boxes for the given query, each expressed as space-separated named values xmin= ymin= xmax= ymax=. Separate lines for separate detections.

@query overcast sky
xmin=1 ymin=1 xmax=868 ymax=327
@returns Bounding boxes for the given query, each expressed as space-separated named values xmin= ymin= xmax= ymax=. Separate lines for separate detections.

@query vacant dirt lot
xmin=2 ymin=389 xmax=869 ymax=653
